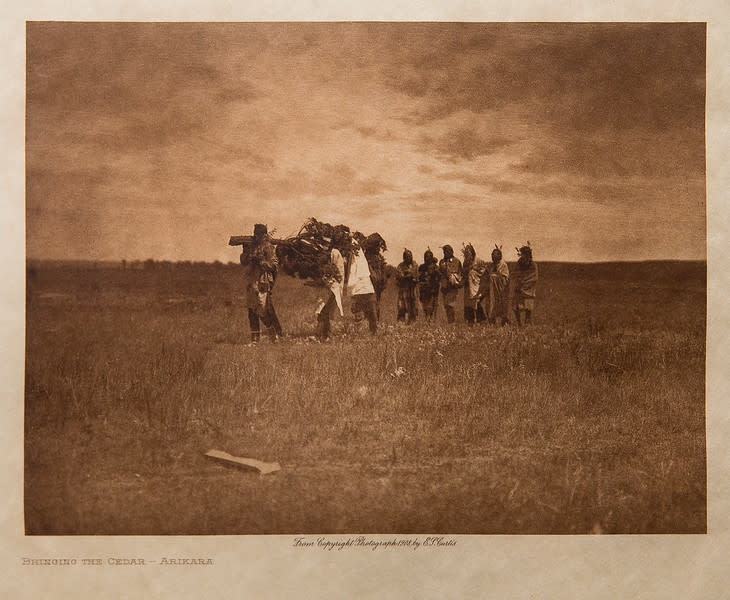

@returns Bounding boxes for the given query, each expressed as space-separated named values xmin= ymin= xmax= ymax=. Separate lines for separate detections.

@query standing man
xmin=241 ymin=223 xmax=283 ymax=343
xmin=396 ymin=248 xmax=419 ymax=324
xmin=512 ymin=243 xmax=538 ymax=326
xmin=478 ymin=245 xmax=510 ymax=326
xmin=347 ymin=240 xmax=378 ymax=335
xmin=315 ymin=235 xmax=347 ymax=341
xmin=418 ymin=248 xmax=440 ymax=320
xmin=439 ymin=244 xmax=463 ymax=324
xmin=462 ymin=243 xmax=488 ymax=325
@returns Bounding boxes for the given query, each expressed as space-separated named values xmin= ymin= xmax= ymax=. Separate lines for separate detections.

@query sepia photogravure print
xmin=24 ymin=21 xmax=707 ymax=536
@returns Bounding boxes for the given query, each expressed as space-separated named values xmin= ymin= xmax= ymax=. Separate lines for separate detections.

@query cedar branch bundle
xmin=275 ymin=218 xmax=355 ymax=282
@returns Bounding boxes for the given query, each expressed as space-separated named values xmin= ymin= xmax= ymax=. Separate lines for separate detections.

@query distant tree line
xmin=140 ymin=259 xmax=237 ymax=271
xmin=26 ymin=259 xmax=240 ymax=271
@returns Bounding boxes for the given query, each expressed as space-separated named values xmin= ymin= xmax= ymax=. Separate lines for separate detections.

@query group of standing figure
xmin=240 ymin=223 xmax=538 ymax=344
xmin=394 ymin=243 xmax=538 ymax=327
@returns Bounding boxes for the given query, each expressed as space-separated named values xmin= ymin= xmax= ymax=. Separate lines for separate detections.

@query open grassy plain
xmin=24 ymin=260 xmax=706 ymax=534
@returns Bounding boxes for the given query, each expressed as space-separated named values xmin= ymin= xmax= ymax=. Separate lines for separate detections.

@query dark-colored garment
xmin=366 ymin=252 xmax=388 ymax=321
xmin=512 ymin=261 xmax=538 ymax=309
xmin=242 ymin=238 xmax=278 ymax=310
xmin=242 ymin=237 xmax=282 ymax=340
xmin=418 ymin=260 xmax=440 ymax=319
xmin=247 ymin=298 xmax=282 ymax=342
xmin=350 ymin=293 xmax=378 ymax=335
xmin=397 ymin=289 xmax=418 ymax=323
xmin=464 ymin=304 xmax=486 ymax=324
xmin=396 ymin=259 xmax=419 ymax=323
xmin=316 ymin=249 xmax=345 ymax=341
xmin=439 ymin=256 xmax=463 ymax=322
xmin=420 ymin=294 xmax=438 ymax=319
xmin=316 ymin=293 xmax=337 ymax=340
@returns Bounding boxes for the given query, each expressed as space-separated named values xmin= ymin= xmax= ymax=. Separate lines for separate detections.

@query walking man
xmin=315 ymin=235 xmax=347 ymax=341
xmin=241 ymin=223 xmax=283 ymax=343
xmin=347 ymin=240 xmax=378 ymax=335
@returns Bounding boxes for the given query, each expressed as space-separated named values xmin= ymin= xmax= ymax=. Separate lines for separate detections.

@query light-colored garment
xmin=439 ymin=256 xmax=463 ymax=291
xmin=347 ymin=249 xmax=375 ymax=296
xmin=464 ymin=257 xmax=488 ymax=305
xmin=329 ymin=248 xmax=345 ymax=316
xmin=479 ymin=259 xmax=509 ymax=321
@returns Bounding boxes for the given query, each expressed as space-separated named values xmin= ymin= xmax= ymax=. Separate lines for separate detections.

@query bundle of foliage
xmin=275 ymin=218 xmax=355 ymax=283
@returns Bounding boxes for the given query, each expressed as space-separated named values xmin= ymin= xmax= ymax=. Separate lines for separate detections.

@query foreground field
xmin=24 ymin=261 xmax=706 ymax=534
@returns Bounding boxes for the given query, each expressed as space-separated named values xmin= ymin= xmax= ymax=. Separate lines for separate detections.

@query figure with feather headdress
xmin=439 ymin=244 xmax=463 ymax=324
xmin=462 ymin=243 xmax=488 ymax=325
xmin=417 ymin=248 xmax=440 ymax=320
xmin=477 ymin=244 xmax=510 ymax=326
xmin=395 ymin=248 xmax=419 ymax=323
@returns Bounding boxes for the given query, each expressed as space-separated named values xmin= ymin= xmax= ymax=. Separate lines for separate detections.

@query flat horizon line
xmin=25 ymin=257 xmax=708 ymax=266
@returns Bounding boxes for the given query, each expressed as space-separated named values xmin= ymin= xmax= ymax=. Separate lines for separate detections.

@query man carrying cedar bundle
xmin=315 ymin=232 xmax=347 ymax=341
xmin=347 ymin=239 xmax=378 ymax=335
xmin=354 ymin=232 xmax=388 ymax=321
xmin=240 ymin=223 xmax=283 ymax=343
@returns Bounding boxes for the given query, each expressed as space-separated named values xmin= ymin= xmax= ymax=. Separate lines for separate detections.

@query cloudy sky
xmin=26 ymin=22 xmax=706 ymax=263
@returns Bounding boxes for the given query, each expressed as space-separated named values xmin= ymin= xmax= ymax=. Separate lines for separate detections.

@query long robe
xmin=439 ymin=256 xmax=463 ymax=309
xmin=463 ymin=257 xmax=488 ymax=309
xmin=512 ymin=261 xmax=538 ymax=310
xmin=396 ymin=259 xmax=419 ymax=321
xmin=418 ymin=260 xmax=440 ymax=317
xmin=478 ymin=259 xmax=509 ymax=322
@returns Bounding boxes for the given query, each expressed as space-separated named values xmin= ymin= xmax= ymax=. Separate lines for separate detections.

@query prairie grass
xmin=24 ymin=261 xmax=706 ymax=534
